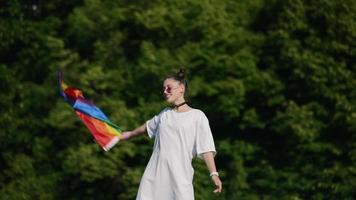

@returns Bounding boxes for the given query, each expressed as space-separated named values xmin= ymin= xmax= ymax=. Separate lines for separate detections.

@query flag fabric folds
xmin=58 ymin=71 xmax=122 ymax=151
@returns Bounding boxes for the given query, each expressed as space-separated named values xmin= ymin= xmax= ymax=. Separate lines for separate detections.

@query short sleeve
xmin=145 ymin=108 xmax=168 ymax=138
xmin=195 ymin=112 xmax=216 ymax=159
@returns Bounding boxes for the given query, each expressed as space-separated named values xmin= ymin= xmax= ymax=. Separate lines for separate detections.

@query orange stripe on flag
xmin=76 ymin=111 xmax=119 ymax=151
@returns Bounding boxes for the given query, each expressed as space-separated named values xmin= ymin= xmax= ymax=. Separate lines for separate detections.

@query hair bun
xmin=177 ymin=69 xmax=185 ymax=79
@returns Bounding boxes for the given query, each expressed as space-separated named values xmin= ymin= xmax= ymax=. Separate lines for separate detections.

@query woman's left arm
xmin=201 ymin=151 xmax=222 ymax=193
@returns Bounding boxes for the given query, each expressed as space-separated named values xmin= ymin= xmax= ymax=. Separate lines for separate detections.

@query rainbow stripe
xmin=58 ymin=71 xmax=122 ymax=151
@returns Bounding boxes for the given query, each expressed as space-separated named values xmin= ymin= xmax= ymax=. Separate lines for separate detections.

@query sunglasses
xmin=162 ymin=86 xmax=179 ymax=93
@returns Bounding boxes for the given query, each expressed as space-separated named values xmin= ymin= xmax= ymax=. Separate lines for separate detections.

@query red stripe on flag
xmin=76 ymin=111 xmax=116 ymax=149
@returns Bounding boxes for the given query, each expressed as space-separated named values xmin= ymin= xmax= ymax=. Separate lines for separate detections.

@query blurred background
xmin=0 ymin=0 xmax=355 ymax=199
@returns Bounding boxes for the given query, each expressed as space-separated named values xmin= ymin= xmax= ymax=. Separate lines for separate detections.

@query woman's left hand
xmin=211 ymin=175 xmax=222 ymax=193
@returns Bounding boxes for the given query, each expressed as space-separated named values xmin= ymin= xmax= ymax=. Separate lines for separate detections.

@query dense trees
xmin=0 ymin=0 xmax=355 ymax=199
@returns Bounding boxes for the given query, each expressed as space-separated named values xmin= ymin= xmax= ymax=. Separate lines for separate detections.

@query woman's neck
xmin=173 ymin=99 xmax=190 ymax=112
xmin=173 ymin=98 xmax=185 ymax=106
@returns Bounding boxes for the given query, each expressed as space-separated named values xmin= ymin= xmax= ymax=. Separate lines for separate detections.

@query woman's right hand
xmin=119 ymin=131 xmax=133 ymax=141
xmin=119 ymin=123 xmax=147 ymax=141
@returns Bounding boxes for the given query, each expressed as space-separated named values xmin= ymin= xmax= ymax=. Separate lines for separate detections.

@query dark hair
xmin=165 ymin=69 xmax=188 ymax=96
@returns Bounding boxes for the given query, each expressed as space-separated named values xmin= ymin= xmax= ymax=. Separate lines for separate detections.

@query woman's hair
xmin=165 ymin=69 xmax=188 ymax=96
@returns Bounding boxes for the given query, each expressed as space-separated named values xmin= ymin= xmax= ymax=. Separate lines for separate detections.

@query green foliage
xmin=1 ymin=0 xmax=355 ymax=199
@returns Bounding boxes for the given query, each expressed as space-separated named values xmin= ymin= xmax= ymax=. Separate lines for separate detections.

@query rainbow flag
xmin=58 ymin=71 xmax=122 ymax=151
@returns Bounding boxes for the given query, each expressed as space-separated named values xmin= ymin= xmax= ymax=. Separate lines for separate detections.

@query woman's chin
xmin=165 ymin=97 xmax=174 ymax=103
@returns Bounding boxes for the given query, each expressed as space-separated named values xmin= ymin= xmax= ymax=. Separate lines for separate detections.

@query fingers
xmin=213 ymin=182 xmax=222 ymax=193
xmin=213 ymin=184 xmax=222 ymax=193
xmin=212 ymin=177 xmax=222 ymax=193
xmin=119 ymin=131 xmax=132 ymax=141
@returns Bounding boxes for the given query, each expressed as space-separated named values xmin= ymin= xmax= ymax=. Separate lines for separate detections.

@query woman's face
xmin=162 ymin=78 xmax=185 ymax=103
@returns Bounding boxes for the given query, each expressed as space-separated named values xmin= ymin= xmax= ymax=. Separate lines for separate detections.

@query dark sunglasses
xmin=162 ymin=86 xmax=179 ymax=93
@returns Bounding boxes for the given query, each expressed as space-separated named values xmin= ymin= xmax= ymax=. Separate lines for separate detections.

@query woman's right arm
xmin=119 ymin=123 xmax=147 ymax=141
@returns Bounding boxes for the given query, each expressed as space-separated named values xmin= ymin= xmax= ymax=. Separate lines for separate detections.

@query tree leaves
xmin=0 ymin=0 xmax=355 ymax=199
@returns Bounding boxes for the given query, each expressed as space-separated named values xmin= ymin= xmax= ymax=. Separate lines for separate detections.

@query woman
xmin=119 ymin=69 xmax=222 ymax=200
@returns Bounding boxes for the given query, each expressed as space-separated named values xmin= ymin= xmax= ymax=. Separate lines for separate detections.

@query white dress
xmin=136 ymin=108 xmax=216 ymax=200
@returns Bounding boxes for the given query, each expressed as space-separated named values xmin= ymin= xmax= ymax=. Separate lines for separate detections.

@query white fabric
xmin=136 ymin=108 xmax=216 ymax=200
